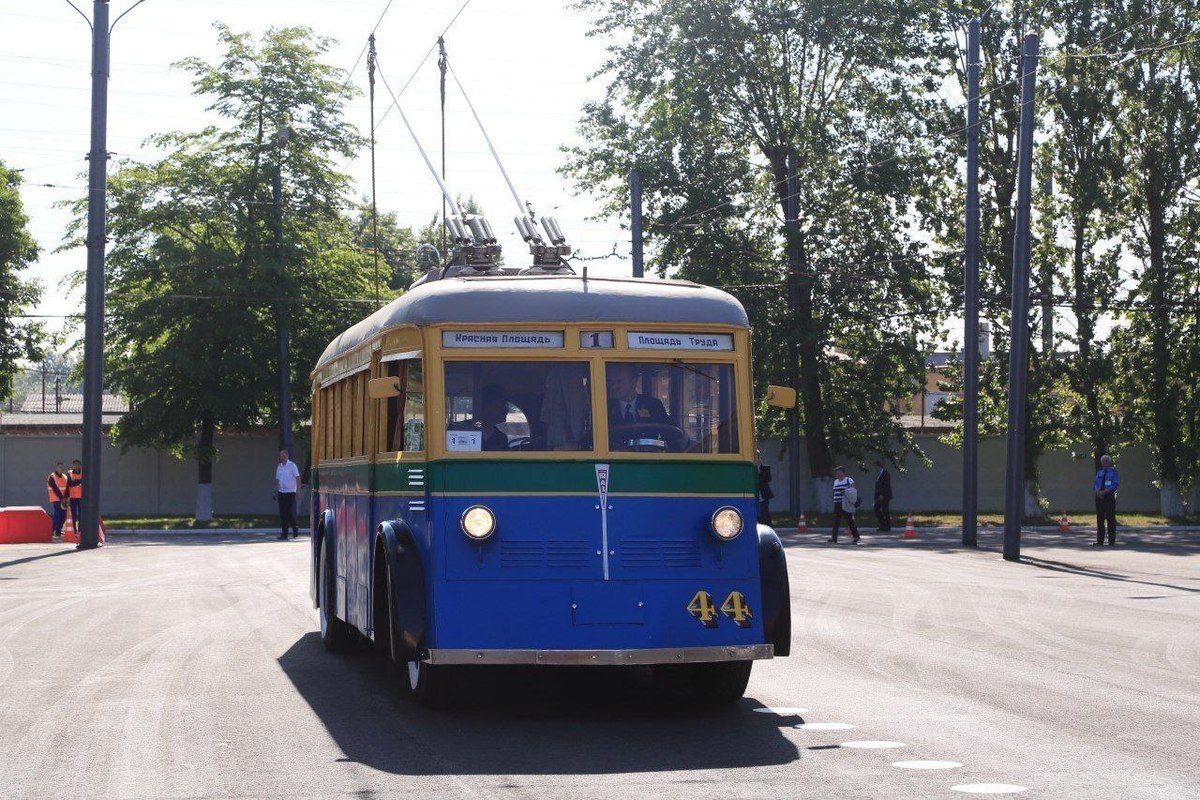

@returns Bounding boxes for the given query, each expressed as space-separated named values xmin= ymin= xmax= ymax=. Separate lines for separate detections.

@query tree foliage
xmin=565 ymin=0 xmax=950 ymax=505
xmin=65 ymin=25 xmax=377 ymax=516
xmin=0 ymin=160 xmax=43 ymax=404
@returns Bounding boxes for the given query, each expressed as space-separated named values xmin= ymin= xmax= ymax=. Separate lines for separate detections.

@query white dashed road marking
xmin=952 ymin=784 xmax=1027 ymax=794
xmin=892 ymin=760 xmax=963 ymax=769
xmin=840 ymin=740 xmax=905 ymax=749
xmin=795 ymin=722 xmax=856 ymax=731
xmin=753 ymin=707 xmax=809 ymax=715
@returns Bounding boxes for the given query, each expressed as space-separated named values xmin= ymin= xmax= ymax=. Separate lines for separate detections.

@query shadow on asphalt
xmin=278 ymin=632 xmax=799 ymax=775
xmin=778 ymin=528 xmax=1200 ymax=557
xmin=1019 ymin=556 xmax=1200 ymax=594
xmin=0 ymin=548 xmax=81 ymax=570
xmin=105 ymin=533 xmax=310 ymax=547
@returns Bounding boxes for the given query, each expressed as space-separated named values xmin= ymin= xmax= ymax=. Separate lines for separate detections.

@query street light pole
xmin=274 ymin=127 xmax=293 ymax=455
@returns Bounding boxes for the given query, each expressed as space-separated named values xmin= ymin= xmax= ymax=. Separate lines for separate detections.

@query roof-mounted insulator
xmin=517 ymin=215 xmax=573 ymax=274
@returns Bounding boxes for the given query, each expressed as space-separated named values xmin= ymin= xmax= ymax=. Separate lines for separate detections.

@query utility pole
xmin=77 ymin=0 xmax=111 ymax=551
xmin=368 ymin=34 xmax=380 ymax=307
xmin=438 ymin=36 xmax=448 ymax=264
xmin=1003 ymin=33 xmax=1040 ymax=562
xmin=785 ymin=149 xmax=803 ymax=517
xmin=274 ymin=127 xmax=293 ymax=455
xmin=630 ymin=169 xmax=643 ymax=278
xmin=963 ymin=18 xmax=981 ymax=548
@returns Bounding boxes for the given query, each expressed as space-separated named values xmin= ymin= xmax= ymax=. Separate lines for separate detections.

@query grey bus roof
xmin=315 ymin=275 xmax=748 ymax=370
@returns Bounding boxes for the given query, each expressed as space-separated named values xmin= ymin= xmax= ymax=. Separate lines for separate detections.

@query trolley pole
xmin=630 ymin=168 xmax=644 ymax=278
xmin=785 ymin=149 xmax=802 ymax=517
xmin=78 ymin=0 xmax=111 ymax=551
xmin=962 ymin=18 xmax=981 ymax=548
xmin=1003 ymin=33 xmax=1040 ymax=562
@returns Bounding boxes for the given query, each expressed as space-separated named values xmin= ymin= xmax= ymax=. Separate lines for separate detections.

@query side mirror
xmin=764 ymin=385 xmax=797 ymax=409
xmin=368 ymin=376 xmax=402 ymax=399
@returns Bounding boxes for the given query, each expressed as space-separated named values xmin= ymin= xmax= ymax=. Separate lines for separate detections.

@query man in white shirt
xmin=828 ymin=466 xmax=860 ymax=545
xmin=274 ymin=449 xmax=302 ymax=541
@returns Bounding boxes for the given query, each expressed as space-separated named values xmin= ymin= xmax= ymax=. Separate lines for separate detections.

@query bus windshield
xmin=605 ymin=361 xmax=739 ymax=454
xmin=444 ymin=361 xmax=593 ymax=452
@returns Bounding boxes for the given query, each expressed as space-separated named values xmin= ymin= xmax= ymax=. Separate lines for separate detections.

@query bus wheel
xmin=319 ymin=538 xmax=355 ymax=653
xmin=406 ymin=658 xmax=448 ymax=706
xmin=653 ymin=661 xmax=752 ymax=705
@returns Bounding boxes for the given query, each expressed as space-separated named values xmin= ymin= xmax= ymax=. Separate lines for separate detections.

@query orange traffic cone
xmin=62 ymin=510 xmax=78 ymax=543
xmin=902 ymin=513 xmax=917 ymax=539
xmin=798 ymin=513 xmax=808 ymax=533
xmin=1059 ymin=511 xmax=1070 ymax=533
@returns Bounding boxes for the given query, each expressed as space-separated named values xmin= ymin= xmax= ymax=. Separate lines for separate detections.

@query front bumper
xmin=424 ymin=643 xmax=773 ymax=666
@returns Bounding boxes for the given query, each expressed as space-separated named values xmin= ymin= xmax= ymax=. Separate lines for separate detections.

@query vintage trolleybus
xmin=310 ymin=273 xmax=791 ymax=704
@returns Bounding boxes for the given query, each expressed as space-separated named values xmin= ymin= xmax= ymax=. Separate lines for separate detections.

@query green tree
xmin=67 ymin=25 xmax=374 ymax=520
xmin=1112 ymin=0 xmax=1200 ymax=515
xmin=1043 ymin=0 xmax=1126 ymax=473
xmin=0 ymin=160 xmax=43 ymax=403
xmin=565 ymin=0 xmax=948 ymax=509
xmin=351 ymin=199 xmax=420 ymax=291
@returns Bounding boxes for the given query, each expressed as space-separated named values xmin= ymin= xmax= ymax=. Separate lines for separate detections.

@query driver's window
xmin=443 ymin=361 xmax=593 ymax=453
xmin=605 ymin=361 xmax=739 ymax=454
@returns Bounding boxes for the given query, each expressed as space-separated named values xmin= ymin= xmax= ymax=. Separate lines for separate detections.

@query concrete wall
xmin=0 ymin=432 xmax=309 ymax=517
xmin=0 ymin=428 xmax=1170 ymax=516
xmin=757 ymin=435 xmax=1165 ymax=514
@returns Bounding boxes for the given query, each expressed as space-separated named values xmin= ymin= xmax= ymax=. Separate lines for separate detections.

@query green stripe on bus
xmin=416 ymin=460 xmax=754 ymax=495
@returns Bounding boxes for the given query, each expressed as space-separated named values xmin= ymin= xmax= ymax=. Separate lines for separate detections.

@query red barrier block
xmin=0 ymin=507 xmax=54 ymax=544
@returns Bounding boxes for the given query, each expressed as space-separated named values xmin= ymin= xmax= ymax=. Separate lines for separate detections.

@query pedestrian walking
xmin=274 ymin=449 xmax=301 ymax=541
xmin=46 ymin=461 xmax=69 ymax=538
xmin=1094 ymin=454 xmax=1119 ymax=546
xmin=756 ymin=450 xmax=774 ymax=526
xmin=873 ymin=459 xmax=892 ymax=532
xmin=828 ymin=466 xmax=860 ymax=544
xmin=67 ymin=459 xmax=83 ymax=533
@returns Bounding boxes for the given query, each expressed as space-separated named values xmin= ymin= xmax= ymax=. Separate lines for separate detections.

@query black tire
xmin=653 ymin=660 xmax=753 ymax=705
xmin=319 ymin=538 xmax=355 ymax=653
xmin=405 ymin=657 xmax=450 ymax=707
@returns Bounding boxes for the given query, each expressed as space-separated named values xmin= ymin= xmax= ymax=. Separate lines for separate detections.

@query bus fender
xmin=376 ymin=520 xmax=427 ymax=662
xmin=757 ymin=524 xmax=792 ymax=657
xmin=312 ymin=508 xmax=336 ymax=609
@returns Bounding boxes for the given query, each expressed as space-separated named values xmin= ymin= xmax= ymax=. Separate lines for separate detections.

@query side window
xmin=383 ymin=359 xmax=424 ymax=453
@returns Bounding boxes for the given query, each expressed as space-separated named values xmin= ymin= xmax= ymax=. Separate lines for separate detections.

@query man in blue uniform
xmin=1094 ymin=454 xmax=1119 ymax=546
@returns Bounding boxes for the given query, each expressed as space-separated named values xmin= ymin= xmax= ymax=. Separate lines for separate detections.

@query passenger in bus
xmin=471 ymin=383 xmax=512 ymax=451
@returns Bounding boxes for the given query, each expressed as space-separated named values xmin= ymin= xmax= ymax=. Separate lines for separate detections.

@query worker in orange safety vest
xmin=47 ymin=462 xmax=69 ymax=538
xmin=67 ymin=459 xmax=83 ymax=534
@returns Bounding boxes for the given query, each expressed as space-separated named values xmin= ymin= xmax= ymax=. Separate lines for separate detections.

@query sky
xmin=0 ymin=0 xmax=630 ymax=337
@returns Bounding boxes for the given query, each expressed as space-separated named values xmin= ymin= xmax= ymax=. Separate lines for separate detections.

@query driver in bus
xmin=473 ymin=383 xmax=512 ymax=451
xmin=606 ymin=363 xmax=672 ymax=434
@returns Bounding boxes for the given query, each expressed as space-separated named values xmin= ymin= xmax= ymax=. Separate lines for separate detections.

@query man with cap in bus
xmin=46 ymin=461 xmax=69 ymax=539
xmin=67 ymin=458 xmax=83 ymax=534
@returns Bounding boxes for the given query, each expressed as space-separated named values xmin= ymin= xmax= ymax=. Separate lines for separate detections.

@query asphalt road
xmin=0 ymin=528 xmax=1196 ymax=799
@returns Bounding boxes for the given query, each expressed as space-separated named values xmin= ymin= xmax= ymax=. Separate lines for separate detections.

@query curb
xmin=103 ymin=528 xmax=312 ymax=536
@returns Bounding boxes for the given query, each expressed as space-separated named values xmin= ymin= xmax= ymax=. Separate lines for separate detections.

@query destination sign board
xmin=442 ymin=331 xmax=564 ymax=348
xmin=627 ymin=331 xmax=734 ymax=351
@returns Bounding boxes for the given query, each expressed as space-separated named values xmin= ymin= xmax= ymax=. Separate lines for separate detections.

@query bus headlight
xmin=460 ymin=505 xmax=496 ymax=540
xmin=710 ymin=506 xmax=744 ymax=541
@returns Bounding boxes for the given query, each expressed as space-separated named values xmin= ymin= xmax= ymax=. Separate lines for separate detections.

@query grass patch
xmin=102 ymin=515 xmax=308 ymax=530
